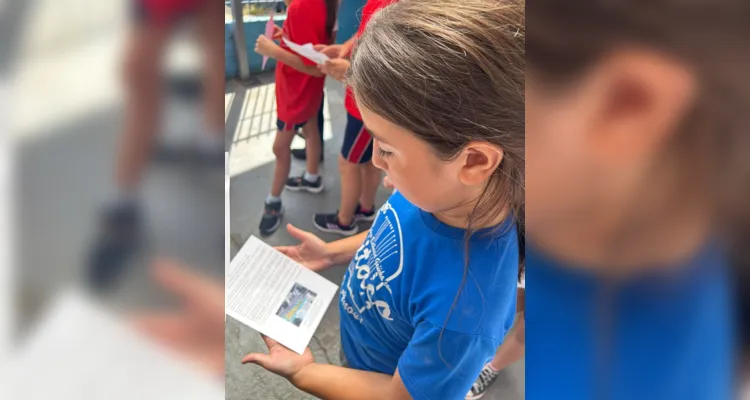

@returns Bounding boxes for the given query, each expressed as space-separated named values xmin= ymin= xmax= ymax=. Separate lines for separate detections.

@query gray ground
xmin=226 ymin=73 xmax=524 ymax=400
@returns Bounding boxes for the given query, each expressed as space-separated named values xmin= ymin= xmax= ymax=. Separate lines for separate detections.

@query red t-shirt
xmin=141 ymin=0 xmax=203 ymax=24
xmin=344 ymin=0 xmax=397 ymax=121
xmin=275 ymin=0 xmax=329 ymax=125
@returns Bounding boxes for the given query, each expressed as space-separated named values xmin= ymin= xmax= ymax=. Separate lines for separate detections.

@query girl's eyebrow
xmin=368 ymin=129 xmax=388 ymax=144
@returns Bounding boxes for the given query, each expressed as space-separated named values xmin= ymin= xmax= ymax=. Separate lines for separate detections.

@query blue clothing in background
xmin=339 ymin=191 xmax=519 ymax=400
xmin=525 ymin=241 xmax=734 ymax=400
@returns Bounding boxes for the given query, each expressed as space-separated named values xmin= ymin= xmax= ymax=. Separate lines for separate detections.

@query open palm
xmin=275 ymin=224 xmax=332 ymax=271
xmin=241 ymin=335 xmax=314 ymax=380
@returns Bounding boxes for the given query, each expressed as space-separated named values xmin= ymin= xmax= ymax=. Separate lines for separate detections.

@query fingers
xmin=241 ymin=352 xmax=272 ymax=365
xmin=131 ymin=314 xmax=186 ymax=342
xmin=286 ymin=224 xmax=312 ymax=242
xmin=151 ymin=258 xmax=224 ymax=312
xmin=313 ymin=44 xmax=327 ymax=51
xmin=275 ymin=246 xmax=294 ymax=256
xmin=260 ymin=334 xmax=281 ymax=349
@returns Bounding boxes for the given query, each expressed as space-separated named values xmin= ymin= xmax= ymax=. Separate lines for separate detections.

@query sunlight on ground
xmin=227 ymin=82 xmax=334 ymax=178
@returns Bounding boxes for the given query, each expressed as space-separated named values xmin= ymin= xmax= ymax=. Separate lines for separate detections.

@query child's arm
xmin=255 ymin=35 xmax=323 ymax=77
xmin=243 ymin=336 xmax=412 ymax=400
xmin=292 ymin=364 xmax=412 ymax=400
xmin=326 ymin=230 xmax=369 ymax=265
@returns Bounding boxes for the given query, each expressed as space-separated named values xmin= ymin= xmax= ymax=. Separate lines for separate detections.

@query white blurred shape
xmin=10 ymin=289 xmax=224 ymax=400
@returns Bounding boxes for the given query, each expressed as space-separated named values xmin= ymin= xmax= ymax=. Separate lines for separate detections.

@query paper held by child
xmin=9 ymin=290 xmax=224 ymax=400
xmin=262 ymin=11 xmax=276 ymax=70
xmin=226 ymin=236 xmax=338 ymax=354
xmin=282 ymin=38 xmax=330 ymax=65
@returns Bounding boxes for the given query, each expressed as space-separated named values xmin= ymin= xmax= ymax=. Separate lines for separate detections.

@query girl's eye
xmin=378 ymin=148 xmax=393 ymax=158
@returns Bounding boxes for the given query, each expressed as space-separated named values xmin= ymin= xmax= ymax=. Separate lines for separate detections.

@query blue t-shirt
xmin=338 ymin=192 xmax=519 ymax=400
xmin=526 ymin=241 xmax=734 ymax=400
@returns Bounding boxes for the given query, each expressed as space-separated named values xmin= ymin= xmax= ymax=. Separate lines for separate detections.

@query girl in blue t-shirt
xmin=241 ymin=0 xmax=525 ymax=399
xmin=524 ymin=2 xmax=745 ymax=399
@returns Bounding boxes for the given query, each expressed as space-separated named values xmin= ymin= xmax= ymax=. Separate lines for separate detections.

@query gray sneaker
xmin=465 ymin=363 xmax=499 ymax=400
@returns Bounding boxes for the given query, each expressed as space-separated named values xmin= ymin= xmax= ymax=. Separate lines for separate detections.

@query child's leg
xmin=466 ymin=288 xmax=524 ymax=399
xmin=115 ymin=23 xmax=170 ymax=195
xmin=302 ymin=113 xmax=321 ymax=175
xmin=271 ymin=128 xmax=297 ymax=197
xmin=338 ymin=156 xmax=363 ymax=226
xmin=313 ymin=114 xmax=370 ymax=235
xmin=490 ymin=287 xmax=525 ymax=370
xmin=359 ymin=161 xmax=382 ymax=211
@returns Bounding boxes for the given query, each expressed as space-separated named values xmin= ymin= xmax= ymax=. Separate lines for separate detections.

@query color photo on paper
xmin=276 ymin=283 xmax=318 ymax=327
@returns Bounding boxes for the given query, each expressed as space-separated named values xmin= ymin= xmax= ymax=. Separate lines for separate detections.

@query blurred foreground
xmin=4 ymin=0 xmax=224 ymax=398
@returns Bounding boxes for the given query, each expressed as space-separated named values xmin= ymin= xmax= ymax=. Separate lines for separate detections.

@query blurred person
xmin=307 ymin=0 xmax=394 ymax=237
xmin=525 ymin=1 xmax=750 ymax=399
xmin=242 ymin=2 xmax=525 ymax=399
xmin=253 ymin=0 xmax=338 ymax=236
xmin=87 ymin=0 xmax=225 ymax=290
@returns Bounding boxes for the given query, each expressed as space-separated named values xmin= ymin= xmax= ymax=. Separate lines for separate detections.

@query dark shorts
xmin=276 ymin=119 xmax=307 ymax=132
xmin=341 ymin=113 xmax=373 ymax=164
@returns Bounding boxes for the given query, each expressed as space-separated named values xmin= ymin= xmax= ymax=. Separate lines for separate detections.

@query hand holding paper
xmin=241 ymin=335 xmax=315 ymax=380
xmin=225 ymin=236 xmax=338 ymax=355
xmin=262 ymin=11 xmax=276 ymax=70
xmin=283 ymin=38 xmax=331 ymax=65
xmin=318 ymin=58 xmax=350 ymax=82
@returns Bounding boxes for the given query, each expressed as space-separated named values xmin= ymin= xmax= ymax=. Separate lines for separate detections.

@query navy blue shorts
xmin=340 ymin=113 xmax=373 ymax=164
xmin=276 ymin=119 xmax=306 ymax=132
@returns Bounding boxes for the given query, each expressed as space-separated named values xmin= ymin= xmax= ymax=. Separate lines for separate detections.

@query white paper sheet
xmin=9 ymin=290 xmax=224 ymax=400
xmin=283 ymin=38 xmax=330 ymax=65
xmin=226 ymin=236 xmax=338 ymax=354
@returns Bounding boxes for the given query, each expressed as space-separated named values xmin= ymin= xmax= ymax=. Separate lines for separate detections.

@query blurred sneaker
xmin=259 ymin=201 xmax=283 ymax=236
xmin=313 ymin=213 xmax=358 ymax=236
xmin=87 ymin=201 xmax=142 ymax=291
xmin=354 ymin=204 xmax=376 ymax=223
xmin=465 ymin=363 xmax=500 ymax=400
xmin=285 ymin=175 xmax=324 ymax=193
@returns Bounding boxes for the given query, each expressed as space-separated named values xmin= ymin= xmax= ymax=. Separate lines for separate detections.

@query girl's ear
xmin=458 ymin=143 xmax=504 ymax=186
xmin=586 ymin=49 xmax=697 ymax=165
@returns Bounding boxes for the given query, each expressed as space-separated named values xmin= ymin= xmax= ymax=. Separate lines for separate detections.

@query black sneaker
xmin=354 ymin=204 xmax=376 ymax=223
xmin=259 ymin=201 xmax=283 ymax=236
xmin=465 ymin=364 xmax=500 ymax=400
xmin=285 ymin=175 xmax=324 ymax=193
xmin=87 ymin=201 xmax=142 ymax=292
xmin=291 ymin=147 xmax=325 ymax=162
xmin=313 ymin=213 xmax=358 ymax=236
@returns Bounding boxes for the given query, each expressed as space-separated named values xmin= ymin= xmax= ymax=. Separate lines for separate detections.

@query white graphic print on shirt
xmin=340 ymin=201 xmax=404 ymax=324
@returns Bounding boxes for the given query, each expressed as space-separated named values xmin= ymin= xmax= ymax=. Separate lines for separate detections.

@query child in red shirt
xmin=311 ymin=0 xmax=397 ymax=237
xmin=254 ymin=0 xmax=338 ymax=235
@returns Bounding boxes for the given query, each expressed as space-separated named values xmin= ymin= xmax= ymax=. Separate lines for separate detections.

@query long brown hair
xmin=348 ymin=0 xmax=525 ymax=364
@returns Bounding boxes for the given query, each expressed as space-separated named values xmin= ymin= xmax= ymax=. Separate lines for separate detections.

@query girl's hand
xmin=318 ymin=59 xmax=350 ymax=81
xmin=255 ymin=34 xmax=279 ymax=57
xmin=275 ymin=224 xmax=333 ymax=271
xmin=272 ymin=25 xmax=284 ymax=40
xmin=313 ymin=44 xmax=345 ymax=59
xmin=241 ymin=335 xmax=314 ymax=381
